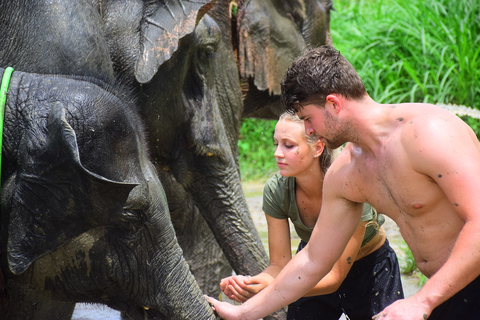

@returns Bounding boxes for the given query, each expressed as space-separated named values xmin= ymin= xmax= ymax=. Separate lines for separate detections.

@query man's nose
xmin=305 ymin=125 xmax=315 ymax=136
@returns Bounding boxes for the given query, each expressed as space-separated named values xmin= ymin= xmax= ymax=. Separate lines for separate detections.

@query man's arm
xmin=305 ymin=220 xmax=366 ymax=296
xmin=208 ymin=173 xmax=364 ymax=320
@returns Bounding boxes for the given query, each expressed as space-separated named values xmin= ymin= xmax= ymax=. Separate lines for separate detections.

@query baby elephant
xmin=0 ymin=68 xmax=216 ymax=320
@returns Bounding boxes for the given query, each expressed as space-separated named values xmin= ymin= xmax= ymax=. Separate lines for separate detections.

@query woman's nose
xmin=274 ymin=146 xmax=283 ymax=158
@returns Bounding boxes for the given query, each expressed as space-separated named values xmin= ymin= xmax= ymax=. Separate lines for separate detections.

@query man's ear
xmin=326 ymin=94 xmax=342 ymax=114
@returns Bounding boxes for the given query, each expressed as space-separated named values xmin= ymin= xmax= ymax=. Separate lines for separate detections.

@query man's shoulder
xmin=395 ymin=103 xmax=455 ymax=124
xmin=396 ymin=103 xmax=466 ymax=145
xmin=324 ymin=144 xmax=370 ymax=197
xmin=325 ymin=146 xmax=356 ymax=181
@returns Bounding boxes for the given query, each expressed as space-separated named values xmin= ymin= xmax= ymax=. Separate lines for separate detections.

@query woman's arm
xmin=221 ymin=215 xmax=292 ymax=302
xmin=223 ymin=216 xmax=369 ymax=300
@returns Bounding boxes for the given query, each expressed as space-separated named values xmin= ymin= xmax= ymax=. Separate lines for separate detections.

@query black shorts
xmin=287 ymin=239 xmax=404 ymax=320
xmin=428 ymin=275 xmax=480 ymax=320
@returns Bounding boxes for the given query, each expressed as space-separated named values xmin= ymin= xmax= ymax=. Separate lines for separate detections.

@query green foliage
xmin=330 ymin=0 xmax=480 ymax=130
xmin=238 ymin=118 xmax=278 ymax=181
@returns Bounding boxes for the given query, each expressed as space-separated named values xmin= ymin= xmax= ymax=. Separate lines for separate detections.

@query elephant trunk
xmin=188 ymin=160 xmax=269 ymax=276
xmin=159 ymin=170 xmax=232 ymax=297
xmin=138 ymin=240 xmax=216 ymax=319
xmin=121 ymin=164 xmax=218 ymax=320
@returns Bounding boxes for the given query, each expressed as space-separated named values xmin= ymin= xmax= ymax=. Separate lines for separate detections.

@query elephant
xmin=97 ymin=0 xmax=270 ymax=298
xmin=0 ymin=1 xmax=217 ymax=319
xmin=97 ymin=0 xmax=333 ymax=302
xmin=0 ymin=67 xmax=216 ymax=319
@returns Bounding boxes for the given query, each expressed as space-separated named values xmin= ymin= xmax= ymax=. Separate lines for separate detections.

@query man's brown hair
xmin=281 ymin=46 xmax=366 ymax=113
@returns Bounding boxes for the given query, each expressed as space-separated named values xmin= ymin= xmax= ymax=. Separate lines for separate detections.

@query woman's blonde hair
xmin=278 ymin=112 xmax=334 ymax=175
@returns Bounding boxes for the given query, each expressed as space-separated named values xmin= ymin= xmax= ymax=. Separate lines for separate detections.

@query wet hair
xmin=278 ymin=112 xmax=333 ymax=175
xmin=281 ymin=45 xmax=366 ymax=113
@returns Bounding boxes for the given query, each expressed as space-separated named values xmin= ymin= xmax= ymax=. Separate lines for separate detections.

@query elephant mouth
xmin=124 ymin=305 xmax=166 ymax=320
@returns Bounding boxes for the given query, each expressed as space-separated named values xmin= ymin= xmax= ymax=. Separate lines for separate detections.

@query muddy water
xmin=72 ymin=185 xmax=421 ymax=319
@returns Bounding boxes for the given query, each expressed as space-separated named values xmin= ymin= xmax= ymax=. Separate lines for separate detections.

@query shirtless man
xmin=207 ymin=45 xmax=480 ymax=319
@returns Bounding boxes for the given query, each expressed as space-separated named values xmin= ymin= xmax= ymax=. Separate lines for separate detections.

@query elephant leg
xmin=158 ymin=170 xmax=231 ymax=296
xmin=1 ymin=280 xmax=75 ymax=320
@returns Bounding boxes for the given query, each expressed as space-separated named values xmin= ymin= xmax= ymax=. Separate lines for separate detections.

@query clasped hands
xmin=219 ymin=275 xmax=268 ymax=303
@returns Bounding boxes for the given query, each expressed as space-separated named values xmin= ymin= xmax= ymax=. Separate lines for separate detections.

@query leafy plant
xmin=330 ymin=0 xmax=480 ymax=122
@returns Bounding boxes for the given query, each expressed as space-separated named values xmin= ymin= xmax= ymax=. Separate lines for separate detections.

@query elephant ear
xmin=7 ymin=103 xmax=137 ymax=275
xmin=135 ymin=0 xmax=215 ymax=83
xmin=237 ymin=0 xmax=306 ymax=95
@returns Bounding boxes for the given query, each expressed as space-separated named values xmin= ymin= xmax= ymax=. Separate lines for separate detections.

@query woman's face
xmin=274 ymin=119 xmax=322 ymax=177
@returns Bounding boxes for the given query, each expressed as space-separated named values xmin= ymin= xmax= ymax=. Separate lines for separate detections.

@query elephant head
xmin=0 ymin=69 xmax=216 ymax=320
xmin=137 ymin=7 xmax=270 ymax=279
xmin=237 ymin=0 xmax=334 ymax=119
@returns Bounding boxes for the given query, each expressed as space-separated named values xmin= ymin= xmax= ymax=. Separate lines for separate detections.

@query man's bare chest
xmin=347 ymin=154 xmax=442 ymax=219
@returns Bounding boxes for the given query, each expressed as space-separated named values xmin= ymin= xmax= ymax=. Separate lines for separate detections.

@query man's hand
xmin=206 ymin=295 xmax=243 ymax=320
xmin=372 ymin=297 xmax=431 ymax=320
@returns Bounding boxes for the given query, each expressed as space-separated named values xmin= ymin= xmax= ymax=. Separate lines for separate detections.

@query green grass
xmin=239 ymin=0 xmax=480 ymax=181
xmin=330 ymin=0 xmax=480 ymax=131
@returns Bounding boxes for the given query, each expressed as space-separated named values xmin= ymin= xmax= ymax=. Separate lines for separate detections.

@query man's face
xmin=296 ymin=103 xmax=345 ymax=149
xmin=296 ymin=103 xmax=327 ymax=141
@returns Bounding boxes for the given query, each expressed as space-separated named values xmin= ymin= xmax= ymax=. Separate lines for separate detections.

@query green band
xmin=0 ymin=67 xmax=14 ymax=184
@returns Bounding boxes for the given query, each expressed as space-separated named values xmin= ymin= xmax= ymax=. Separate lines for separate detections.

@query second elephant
xmin=100 ymin=1 xmax=333 ymax=303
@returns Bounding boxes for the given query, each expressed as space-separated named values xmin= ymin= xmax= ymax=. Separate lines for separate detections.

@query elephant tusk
xmin=229 ymin=1 xmax=238 ymax=18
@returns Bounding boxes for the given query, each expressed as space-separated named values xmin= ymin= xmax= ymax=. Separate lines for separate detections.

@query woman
xmin=220 ymin=112 xmax=404 ymax=320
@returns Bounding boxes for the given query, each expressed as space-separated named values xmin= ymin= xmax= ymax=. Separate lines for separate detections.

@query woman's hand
xmin=220 ymin=275 xmax=269 ymax=302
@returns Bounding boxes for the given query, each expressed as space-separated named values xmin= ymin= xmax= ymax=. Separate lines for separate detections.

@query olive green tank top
xmin=262 ymin=173 xmax=384 ymax=245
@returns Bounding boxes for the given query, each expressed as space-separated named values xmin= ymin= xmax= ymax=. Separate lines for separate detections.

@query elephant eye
xmin=195 ymin=44 xmax=217 ymax=74
xmin=116 ymin=209 xmax=146 ymax=237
